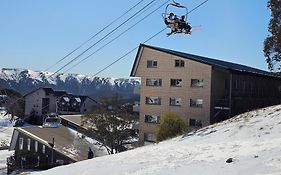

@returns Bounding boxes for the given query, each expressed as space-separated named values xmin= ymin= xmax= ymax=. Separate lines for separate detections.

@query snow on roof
xmin=74 ymin=97 xmax=81 ymax=103
xmin=63 ymin=97 xmax=70 ymax=102
xmin=33 ymin=104 xmax=281 ymax=175
xmin=17 ymin=126 xmax=107 ymax=162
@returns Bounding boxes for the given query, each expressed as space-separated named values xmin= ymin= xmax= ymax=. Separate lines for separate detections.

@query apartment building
xmin=130 ymin=44 xmax=281 ymax=145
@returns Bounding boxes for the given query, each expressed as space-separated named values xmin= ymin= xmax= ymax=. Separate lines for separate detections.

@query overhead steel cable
xmin=63 ymin=0 xmax=170 ymax=73
xmin=43 ymin=0 xmax=146 ymax=72
xmin=90 ymin=0 xmax=210 ymax=77
xmin=47 ymin=0 xmax=156 ymax=79
xmin=92 ymin=27 xmax=167 ymax=78
xmin=0 ymin=0 xmax=211 ymax=130
xmin=0 ymin=0 xmax=155 ymax=120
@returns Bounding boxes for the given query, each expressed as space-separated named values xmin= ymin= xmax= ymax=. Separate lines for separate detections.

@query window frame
xmin=19 ymin=137 xmax=24 ymax=150
xmin=190 ymin=99 xmax=203 ymax=108
xmin=170 ymin=79 xmax=182 ymax=87
xmin=27 ymin=138 xmax=31 ymax=151
xmin=170 ymin=97 xmax=182 ymax=106
xmin=147 ymin=60 xmax=158 ymax=68
xmin=35 ymin=141 xmax=38 ymax=152
xmin=145 ymin=97 xmax=161 ymax=105
xmin=144 ymin=133 xmax=156 ymax=142
xmin=146 ymin=78 xmax=162 ymax=86
xmin=42 ymin=145 xmax=46 ymax=154
xmin=191 ymin=79 xmax=204 ymax=88
xmin=189 ymin=118 xmax=202 ymax=127
xmin=144 ymin=114 xmax=160 ymax=124
xmin=175 ymin=60 xmax=185 ymax=67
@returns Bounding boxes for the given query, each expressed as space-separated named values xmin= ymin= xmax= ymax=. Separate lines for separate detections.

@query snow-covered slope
xmin=32 ymin=105 xmax=281 ymax=175
xmin=0 ymin=68 xmax=140 ymax=98
xmin=0 ymin=110 xmax=14 ymax=173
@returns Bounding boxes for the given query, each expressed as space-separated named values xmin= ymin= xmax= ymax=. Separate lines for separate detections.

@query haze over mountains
xmin=0 ymin=68 xmax=140 ymax=99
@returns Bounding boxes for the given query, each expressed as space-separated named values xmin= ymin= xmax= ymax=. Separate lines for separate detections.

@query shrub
xmin=156 ymin=112 xmax=187 ymax=142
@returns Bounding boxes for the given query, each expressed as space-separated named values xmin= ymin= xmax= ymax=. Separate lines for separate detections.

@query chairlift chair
xmin=162 ymin=0 xmax=190 ymax=36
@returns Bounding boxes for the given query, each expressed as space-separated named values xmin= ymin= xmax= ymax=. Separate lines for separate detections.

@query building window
xmin=145 ymin=115 xmax=160 ymax=124
xmin=42 ymin=145 xmax=46 ymax=154
xmin=191 ymin=79 xmax=204 ymax=87
xmin=170 ymin=97 xmax=182 ymax=106
xmin=147 ymin=60 xmax=158 ymax=68
xmin=175 ymin=60 xmax=185 ymax=67
xmin=144 ymin=133 xmax=156 ymax=142
xmin=146 ymin=78 xmax=162 ymax=86
xmin=19 ymin=138 xmax=24 ymax=150
xmin=145 ymin=97 xmax=161 ymax=105
xmin=35 ymin=141 xmax=38 ymax=152
xmin=27 ymin=138 xmax=31 ymax=151
xmin=190 ymin=99 xmax=203 ymax=108
xmin=170 ymin=79 xmax=182 ymax=87
xmin=189 ymin=118 xmax=202 ymax=127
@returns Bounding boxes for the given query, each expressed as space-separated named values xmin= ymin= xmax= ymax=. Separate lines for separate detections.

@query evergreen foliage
xmin=156 ymin=112 xmax=187 ymax=142
xmin=264 ymin=0 xmax=281 ymax=72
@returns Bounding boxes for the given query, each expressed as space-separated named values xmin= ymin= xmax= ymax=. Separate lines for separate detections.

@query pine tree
xmin=264 ymin=0 xmax=281 ymax=72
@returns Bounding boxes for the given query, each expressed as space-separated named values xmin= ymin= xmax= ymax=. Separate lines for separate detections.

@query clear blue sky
xmin=0 ymin=0 xmax=270 ymax=78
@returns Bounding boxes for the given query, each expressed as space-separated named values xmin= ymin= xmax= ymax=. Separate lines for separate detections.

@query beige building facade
xmin=131 ymin=44 xmax=281 ymax=145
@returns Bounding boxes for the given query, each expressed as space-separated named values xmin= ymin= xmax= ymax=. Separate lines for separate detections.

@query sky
xmin=0 ymin=0 xmax=270 ymax=78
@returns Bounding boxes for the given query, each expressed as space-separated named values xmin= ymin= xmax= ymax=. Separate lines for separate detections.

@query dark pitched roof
xmin=53 ymin=90 xmax=67 ymax=97
xmin=16 ymin=126 xmax=89 ymax=161
xmin=42 ymin=87 xmax=54 ymax=94
xmin=131 ymin=44 xmax=279 ymax=78
xmin=24 ymin=87 xmax=54 ymax=97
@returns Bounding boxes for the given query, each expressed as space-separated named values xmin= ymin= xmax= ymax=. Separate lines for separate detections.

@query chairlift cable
xmin=47 ymin=0 xmax=157 ymax=79
xmin=43 ymin=0 xmax=146 ymax=72
xmin=0 ymin=0 xmax=210 ymax=131
xmin=64 ymin=0 xmax=171 ymax=73
xmin=0 ymin=0 xmax=154 ymax=131
xmin=91 ymin=0 xmax=210 ymax=77
xmin=188 ymin=0 xmax=209 ymax=14
xmin=0 ymin=1 xmax=147 ymax=109
xmin=19 ymin=0 xmax=158 ymax=115
xmin=91 ymin=27 xmax=167 ymax=78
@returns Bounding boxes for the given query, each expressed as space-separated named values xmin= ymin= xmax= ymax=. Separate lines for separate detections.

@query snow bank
xmin=0 ymin=112 xmax=15 ymax=174
xmin=33 ymin=105 xmax=281 ymax=175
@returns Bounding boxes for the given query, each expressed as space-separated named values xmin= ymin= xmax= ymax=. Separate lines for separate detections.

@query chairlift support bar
xmin=162 ymin=1 xmax=188 ymax=18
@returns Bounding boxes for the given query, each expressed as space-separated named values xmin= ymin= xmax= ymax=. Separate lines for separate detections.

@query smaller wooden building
xmin=7 ymin=125 xmax=98 ymax=173
xmin=24 ymin=88 xmax=97 ymax=124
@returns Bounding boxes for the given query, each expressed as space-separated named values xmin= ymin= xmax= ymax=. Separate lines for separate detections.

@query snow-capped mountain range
xmin=0 ymin=68 xmax=140 ymax=99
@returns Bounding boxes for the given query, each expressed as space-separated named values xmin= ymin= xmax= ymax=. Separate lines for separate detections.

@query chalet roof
xmin=61 ymin=114 xmax=84 ymax=127
xmin=24 ymin=87 xmax=53 ymax=97
xmin=130 ymin=44 xmax=280 ymax=78
xmin=15 ymin=126 xmax=90 ymax=161
xmin=53 ymin=90 xmax=67 ymax=97
xmin=24 ymin=87 xmax=67 ymax=97
xmin=80 ymin=95 xmax=100 ymax=105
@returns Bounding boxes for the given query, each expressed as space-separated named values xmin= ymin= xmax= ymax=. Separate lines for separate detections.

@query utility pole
xmin=49 ymin=137 xmax=55 ymax=167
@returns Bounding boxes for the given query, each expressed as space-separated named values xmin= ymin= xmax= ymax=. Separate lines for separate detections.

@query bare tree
xmin=82 ymin=94 xmax=138 ymax=154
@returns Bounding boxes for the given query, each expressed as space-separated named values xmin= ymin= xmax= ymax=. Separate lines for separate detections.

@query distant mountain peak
xmin=0 ymin=68 xmax=140 ymax=99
